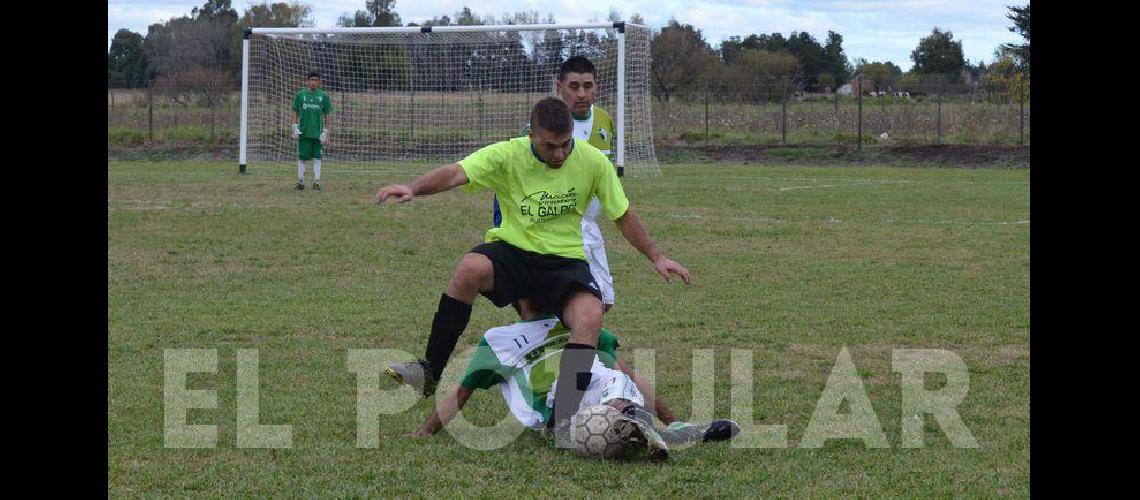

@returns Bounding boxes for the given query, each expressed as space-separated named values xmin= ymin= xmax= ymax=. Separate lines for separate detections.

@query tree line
xmin=108 ymin=1 xmax=1029 ymax=99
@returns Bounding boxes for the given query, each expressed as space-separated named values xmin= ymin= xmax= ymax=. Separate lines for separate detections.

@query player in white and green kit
xmin=409 ymin=299 xmax=740 ymax=459
xmin=494 ymin=56 xmax=620 ymax=310
xmin=291 ymin=71 xmax=332 ymax=190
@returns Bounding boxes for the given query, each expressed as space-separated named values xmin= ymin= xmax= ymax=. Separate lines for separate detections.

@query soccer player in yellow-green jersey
xmin=291 ymin=71 xmax=332 ymax=190
xmin=496 ymin=57 xmax=619 ymax=310
xmin=374 ymin=97 xmax=692 ymax=448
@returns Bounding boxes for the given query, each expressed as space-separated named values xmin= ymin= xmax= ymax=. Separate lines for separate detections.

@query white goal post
xmin=239 ymin=22 xmax=659 ymax=176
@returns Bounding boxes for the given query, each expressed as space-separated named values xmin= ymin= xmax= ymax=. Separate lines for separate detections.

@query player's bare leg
xmin=551 ymin=288 xmax=604 ymax=447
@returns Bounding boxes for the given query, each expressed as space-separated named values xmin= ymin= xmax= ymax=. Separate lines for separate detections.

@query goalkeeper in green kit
xmin=292 ymin=71 xmax=332 ymax=191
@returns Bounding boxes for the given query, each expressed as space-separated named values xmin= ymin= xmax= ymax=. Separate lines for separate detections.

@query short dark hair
xmin=530 ymin=97 xmax=573 ymax=135
xmin=307 ymin=71 xmax=321 ymax=79
xmin=558 ymin=56 xmax=597 ymax=82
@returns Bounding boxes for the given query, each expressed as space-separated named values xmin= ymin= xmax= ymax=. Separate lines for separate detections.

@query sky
xmin=107 ymin=0 xmax=1025 ymax=71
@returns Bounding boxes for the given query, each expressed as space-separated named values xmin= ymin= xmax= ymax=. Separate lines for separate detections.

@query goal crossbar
xmin=251 ymin=22 xmax=647 ymax=35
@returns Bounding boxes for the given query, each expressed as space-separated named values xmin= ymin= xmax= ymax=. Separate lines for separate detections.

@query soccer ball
xmin=570 ymin=404 xmax=629 ymax=459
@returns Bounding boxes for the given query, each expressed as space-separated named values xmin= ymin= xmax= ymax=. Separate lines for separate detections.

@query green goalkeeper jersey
xmin=292 ymin=89 xmax=332 ymax=139
xmin=460 ymin=317 xmax=620 ymax=428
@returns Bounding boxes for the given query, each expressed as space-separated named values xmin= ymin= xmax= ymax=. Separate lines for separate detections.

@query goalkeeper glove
xmin=291 ymin=124 xmax=300 ymax=139
xmin=320 ymin=128 xmax=329 ymax=144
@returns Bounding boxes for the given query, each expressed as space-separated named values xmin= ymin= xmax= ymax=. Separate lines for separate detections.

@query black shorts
xmin=469 ymin=241 xmax=603 ymax=318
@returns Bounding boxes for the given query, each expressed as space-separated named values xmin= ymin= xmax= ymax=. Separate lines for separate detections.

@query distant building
xmin=837 ymin=83 xmax=853 ymax=96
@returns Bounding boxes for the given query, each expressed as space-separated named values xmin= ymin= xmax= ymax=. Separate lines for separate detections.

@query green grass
xmin=108 ymin=161 xmax=1029 ymax=496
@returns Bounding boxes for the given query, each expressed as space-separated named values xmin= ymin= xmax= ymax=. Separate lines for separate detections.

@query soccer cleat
xmin=384 ymin=359 xmax=438 ymax=398
xmin=538 ymin=424 xmax=558 ymax=443
xmin=314 ymin=181 xmax=321 ymax=191
xmin=661 ymin=419 xmax=742 ymax=444
xmin=612 ymin=415 xmax=669 ymax=461
xmin=295 ymin=182 xmax=305 ymax=191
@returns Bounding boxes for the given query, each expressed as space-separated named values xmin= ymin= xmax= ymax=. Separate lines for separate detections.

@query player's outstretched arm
xmin=410 ymin=385 xmax=475 ymax=437
xmin=375 ymin=163 xmax=469 ymax=204
xmin=614 ymin=207 xmax=693 ymax=284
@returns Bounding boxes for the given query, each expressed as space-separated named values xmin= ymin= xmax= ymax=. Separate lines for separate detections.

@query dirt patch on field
xmin=656 ymin=144 xmax=1030 ymax=168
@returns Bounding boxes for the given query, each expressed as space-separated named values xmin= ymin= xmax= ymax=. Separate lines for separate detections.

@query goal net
xmin=240 ymin=23 xmax=659 ymax=176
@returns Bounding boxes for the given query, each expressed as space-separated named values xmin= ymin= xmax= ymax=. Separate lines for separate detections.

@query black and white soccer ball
xmin=570 ymin=404 xmax=629 ymax=459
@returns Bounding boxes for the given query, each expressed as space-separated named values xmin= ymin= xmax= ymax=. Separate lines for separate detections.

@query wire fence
xmin=108 ymin=76 xmax=1029 ymax=161
xmin=655 ymin=79 xmax=1030 ymax=148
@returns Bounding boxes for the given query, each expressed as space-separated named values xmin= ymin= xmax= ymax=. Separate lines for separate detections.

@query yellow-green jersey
xmin=291 ymin=89 xmax=332 ymax=139
xmin=497 ymin=105 xmax=617 ymax=227
xmin=459 ymin=136 xmax=629 ymax=260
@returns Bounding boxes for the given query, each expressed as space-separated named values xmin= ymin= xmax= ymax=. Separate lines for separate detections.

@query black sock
xmin=423 ymin=293 xmax=473 ymax=381
xmin=553 ymin=343 xmax=596 ymax=448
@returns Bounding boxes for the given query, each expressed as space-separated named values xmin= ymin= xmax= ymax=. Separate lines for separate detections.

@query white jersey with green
xmin=572 ymin=105 xmax=616 ymax=159
xmin=573 ymin=106 xmax=616 ymax=225
xmin=460 ymin=317 xmax=621 ymax=429
xmin=573 ymin=106 xmax=619 ymax=304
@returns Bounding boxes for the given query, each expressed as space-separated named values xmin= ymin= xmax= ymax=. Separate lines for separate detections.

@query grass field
xmin=108 ymin=160 xmax=1029 ymax=496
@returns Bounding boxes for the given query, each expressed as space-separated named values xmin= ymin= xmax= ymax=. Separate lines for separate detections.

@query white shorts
xmin=582 ymin=198 xmax=615 ymax=305
xmin=546 ymin=360 xmax=644 ymax=413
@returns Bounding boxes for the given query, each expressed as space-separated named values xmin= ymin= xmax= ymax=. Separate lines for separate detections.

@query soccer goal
xmin=239 ymin=23 xmax=659 ymax=176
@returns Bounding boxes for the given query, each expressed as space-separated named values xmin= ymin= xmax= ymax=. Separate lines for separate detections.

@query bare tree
xmin=146 ymin=10 xmax=237 ymax=142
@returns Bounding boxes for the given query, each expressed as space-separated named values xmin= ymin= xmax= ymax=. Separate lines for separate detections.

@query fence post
xmin=781 ymin=84 xmax=788 ymax=146
xmin=704 ymin=82 xmax=709 ymax=148
xmin=936 ymin=94 xmax=942 ymax=144
xmin=1019 ymin=78 xmax=1025 ymax=146
xmin=834 ymin=89 xmax=840 ymax=146
xmin=856 ymin=76 xmax=863 ymax=151
xmin=147 ymin=89 xmax=154 ymax=142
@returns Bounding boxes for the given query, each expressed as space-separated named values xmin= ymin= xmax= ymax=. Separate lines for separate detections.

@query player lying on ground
xmin=408 ymin=299 xmax=739 ymax=459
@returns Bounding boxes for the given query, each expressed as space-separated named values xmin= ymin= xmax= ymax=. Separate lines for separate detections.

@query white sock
xmin=313 ymin=160 xmax=321 ymax=182
xmin=297 ymin=160 xmax=306 ymax=183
